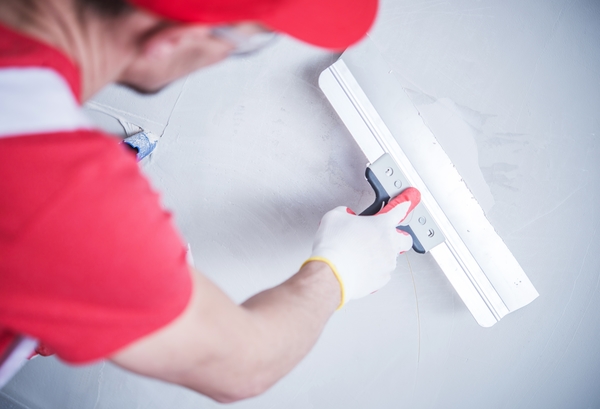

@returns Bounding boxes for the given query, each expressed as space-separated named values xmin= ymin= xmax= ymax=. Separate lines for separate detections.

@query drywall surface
xmin=3 ymin=0 xmax=600 ymax=408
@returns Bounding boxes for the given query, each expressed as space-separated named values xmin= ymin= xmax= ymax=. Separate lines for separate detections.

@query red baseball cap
xmin=128 ymin=0 xmax=378 ymax=50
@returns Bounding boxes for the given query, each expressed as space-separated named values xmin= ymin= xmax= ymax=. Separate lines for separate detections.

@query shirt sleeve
xmin=0 ymin=130 xmax=193 ymax=363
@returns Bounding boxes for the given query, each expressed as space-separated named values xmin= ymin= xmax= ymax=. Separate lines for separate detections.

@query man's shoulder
xmin=0 ymin=22 xmax=81 ymax=99
xmin=0 ymin=24 xmax=90 ymax=139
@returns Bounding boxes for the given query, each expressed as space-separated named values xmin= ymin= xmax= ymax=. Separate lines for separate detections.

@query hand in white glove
xmin=304 ymin=187 xmax=421 ymax=309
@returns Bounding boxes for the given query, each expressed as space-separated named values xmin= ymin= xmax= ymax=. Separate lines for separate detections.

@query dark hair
xmin=75 ymin=0 xmax=132 ymax=17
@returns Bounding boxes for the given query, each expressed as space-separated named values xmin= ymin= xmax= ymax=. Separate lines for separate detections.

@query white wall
xmin=3 ymin=0 xmax=600 ymax=408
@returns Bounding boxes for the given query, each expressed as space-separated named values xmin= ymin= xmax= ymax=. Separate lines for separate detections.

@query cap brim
xmin=261 ymin=0 xmax=378 ymax=50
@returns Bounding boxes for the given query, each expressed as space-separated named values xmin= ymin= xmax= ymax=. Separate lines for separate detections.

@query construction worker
xmin=0 ymin=0 xmax=420 ymax=402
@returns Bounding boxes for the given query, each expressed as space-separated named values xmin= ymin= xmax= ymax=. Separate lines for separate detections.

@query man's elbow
xmin=188 ymin=374 xmax=275 ymax=403
xmin=210 ymin=385 xmax=267 ymax=404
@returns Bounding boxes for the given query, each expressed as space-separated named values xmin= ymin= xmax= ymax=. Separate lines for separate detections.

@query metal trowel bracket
xmin=361 ymin=154 xmax=445 ymax=254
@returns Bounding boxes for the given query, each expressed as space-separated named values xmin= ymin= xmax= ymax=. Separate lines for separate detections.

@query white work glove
xmin=304 ymin=187 xmax=421 ymax=309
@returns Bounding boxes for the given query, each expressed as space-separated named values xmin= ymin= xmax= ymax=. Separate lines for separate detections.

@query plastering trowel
xmin=319 ymin=38 xmax=538 ymax=327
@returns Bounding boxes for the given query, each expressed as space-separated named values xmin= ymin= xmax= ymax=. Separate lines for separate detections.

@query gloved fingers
xmin=378 ymin=187 xmax=421 ymax=224
xmin=321 ymin=206 xmax=354 ymax=222
xmin=393 ymin=229 xmax=414 ymax=254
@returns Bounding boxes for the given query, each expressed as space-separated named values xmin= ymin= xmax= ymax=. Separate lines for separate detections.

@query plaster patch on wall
xmin=405 ymin=91 xmax=496 ymax=213
xmin=480 ymin=162 xmax=520 ymax=192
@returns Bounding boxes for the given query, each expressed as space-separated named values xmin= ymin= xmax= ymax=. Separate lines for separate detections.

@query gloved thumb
xmin=378 ymin=187 xmax=421 ymax=224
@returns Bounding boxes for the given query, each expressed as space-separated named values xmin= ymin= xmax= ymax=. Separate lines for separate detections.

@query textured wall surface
xmin=3 ymin=0 xmax=600 ymax=408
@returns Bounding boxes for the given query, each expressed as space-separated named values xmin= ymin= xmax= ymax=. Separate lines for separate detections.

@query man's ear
xmin=141 ymin=24 xmax=213 ymax=60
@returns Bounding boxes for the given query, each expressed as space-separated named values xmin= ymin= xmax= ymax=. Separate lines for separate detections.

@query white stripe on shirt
xmin=0 ymin=67 xmax=91 ymax=138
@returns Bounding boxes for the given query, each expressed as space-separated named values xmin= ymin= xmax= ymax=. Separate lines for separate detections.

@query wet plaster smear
xmin=3 ymin=0 xmax=600 ymax=408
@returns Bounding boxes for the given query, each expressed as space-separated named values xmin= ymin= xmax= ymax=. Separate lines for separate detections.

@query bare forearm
xmin=176 ymin=262 xmax=340 ymax=401
xmin=111 ymin=262 xmax=341 ymax=403
xmin=239 ymin=261 xmax=340 ymax=387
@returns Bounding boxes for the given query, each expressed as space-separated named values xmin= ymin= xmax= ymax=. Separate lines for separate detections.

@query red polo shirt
xmin=0 ymin=23 xmax=192 ymax=365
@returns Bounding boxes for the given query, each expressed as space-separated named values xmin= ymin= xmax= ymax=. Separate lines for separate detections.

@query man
xmin=0 ymin=0 xmax=420 ymax=402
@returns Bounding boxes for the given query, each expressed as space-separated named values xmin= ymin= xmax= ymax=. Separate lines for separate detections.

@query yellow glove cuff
xmin=301 ymin=257 xmax=345 ymax=310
